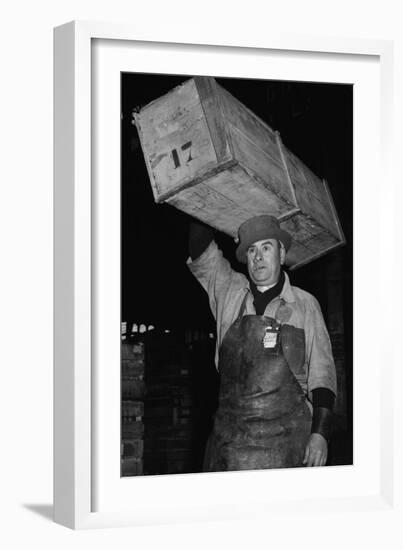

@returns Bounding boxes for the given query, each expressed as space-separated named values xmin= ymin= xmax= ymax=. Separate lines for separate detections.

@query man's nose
xmin=254 ymin=249 xmax=263 ymax=261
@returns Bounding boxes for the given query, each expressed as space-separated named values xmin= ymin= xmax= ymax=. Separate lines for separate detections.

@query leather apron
xmin=203 ymin=294 xmax=312 ymax=472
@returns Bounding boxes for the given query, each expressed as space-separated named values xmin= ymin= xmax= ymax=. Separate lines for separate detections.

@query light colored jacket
xmin=188 ymin=241 xmax=337 ymax=401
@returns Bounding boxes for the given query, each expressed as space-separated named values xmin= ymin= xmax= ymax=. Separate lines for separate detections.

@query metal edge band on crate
xmin=277 ymin=209 xmax=303 ymax=222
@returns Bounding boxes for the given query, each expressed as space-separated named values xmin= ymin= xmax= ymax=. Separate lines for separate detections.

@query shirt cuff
xmin=312 ymin=387 xmax=335 ymax=409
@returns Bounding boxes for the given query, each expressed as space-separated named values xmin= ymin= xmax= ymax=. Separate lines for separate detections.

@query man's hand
xmin=303 ymin=433 xmax=328 ymax=467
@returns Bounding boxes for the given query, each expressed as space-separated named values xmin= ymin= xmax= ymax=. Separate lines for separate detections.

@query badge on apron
xmin=263 ymin=325 xmax=280 ymax=353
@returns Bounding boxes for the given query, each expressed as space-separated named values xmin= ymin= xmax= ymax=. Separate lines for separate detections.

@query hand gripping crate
xmin=134 ymin=77 xmax=345 ymax=269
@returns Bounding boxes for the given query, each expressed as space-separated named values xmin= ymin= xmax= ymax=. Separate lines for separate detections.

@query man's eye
xmin=248 ymin=248 xmax=255 ymax=255
xmin=262 ymin=245 xmax=270 ymax=252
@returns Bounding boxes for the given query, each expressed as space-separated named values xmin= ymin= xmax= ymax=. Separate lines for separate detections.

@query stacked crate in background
xmin=121 ymin=341 xmax=145 ymax=476
xmin=143 ymin=331 xmax=197 ymax=475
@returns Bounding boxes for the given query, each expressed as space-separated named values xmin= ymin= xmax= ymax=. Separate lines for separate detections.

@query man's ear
xmin=279 ymin=241 xmax=286 ymax=265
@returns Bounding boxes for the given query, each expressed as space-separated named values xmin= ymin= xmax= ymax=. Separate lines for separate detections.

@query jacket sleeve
xmin=187 ymin=240 xmax=239 ymax=321
xmin=188 ymin=240 xmax=248 ymax=369
xmin=304 ymin=296 xmax=337 ymax=399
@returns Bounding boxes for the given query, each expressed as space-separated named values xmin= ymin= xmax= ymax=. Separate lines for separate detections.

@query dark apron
xmin=203 ymin=295 xmax=312 ymax=472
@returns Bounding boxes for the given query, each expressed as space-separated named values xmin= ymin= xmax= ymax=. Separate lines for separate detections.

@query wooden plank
xmin=121 ymin=457 xmax=143 ymax=476
xmin=284 ymin=148 xmax=326 ymax=202
xmin=282 ymin=213 xmax=320 ymax=248
xmin=134 ymin=78 xmax=218 ymax=200
xmin=167 ymin=167 xmax=251 ymax=236
xmin=168 ymin=165 xmax=291 ymax=237
xmin=305 ymin=191 xmax=340 ymax=237
xmin=281 ymin=213 xmax=340 ymax=268
xmin=288 ymin=240 xmax=345 ymax=270
xmin=122 ymin=439 xmax=144 ymax=458
xmin=323 ymin=178 xmax=346 ymax=244
xmin=282 ymin=238 xmax=312 ymax=268
xmin=275 ymin=132 xmax=299 ymax=206
xmin=121 ymin=421 xmax=144 ymax=439
xmin=306 ymin=229 xmax=341 ymax=251
xmin=122 ymin=400 xmax=144 ymax=417
xmin=194 ymin=76 xmax=232 ymax=163
xmin=121 ymin=378 xmax=146 ymax=400
xmin=284 ymin=150 xmax=339 ymax=233
xmin=219 ymin=85 xmax=279 ymax=156
xmin=230 ymin=126 xmax=296 ymax=205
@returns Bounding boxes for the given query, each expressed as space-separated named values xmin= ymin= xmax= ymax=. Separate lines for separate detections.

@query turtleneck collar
xmin=249 ymin=270 xmax=285 ymax=315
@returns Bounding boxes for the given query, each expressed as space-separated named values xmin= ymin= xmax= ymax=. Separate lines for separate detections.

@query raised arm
xmin=188 ymin=220 xmax=214 ymax=261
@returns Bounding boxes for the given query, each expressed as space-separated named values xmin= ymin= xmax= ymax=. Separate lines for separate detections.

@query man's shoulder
xmin=288 ymin=283 xmax=320 ymax=309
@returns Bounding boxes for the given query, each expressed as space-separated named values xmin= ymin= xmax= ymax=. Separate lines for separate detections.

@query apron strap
xmin=274 ymin=298 xmax=285 ymax=322
xmin=235 ymin=291 xmax=250 ymax=323
xmin=236 ymin=292 xmax=285 ymax=323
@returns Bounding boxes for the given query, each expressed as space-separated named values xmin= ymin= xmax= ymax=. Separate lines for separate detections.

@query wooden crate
xmin=122 ymin=400 xmax=144 ymax=419
xmin=121 ymin=378 xmax=145 ymax=400
xmin=134 ymin=77 xmax=345 ymax=269
xmin=122 ymin=438 xmax=144 ymax=458
xmin=121 ymin=457 xmax=143 ymax=476
xmin=121 ymin=421 xmax=144 ymax=439
xmin=121 ymin=342 xmax=145 ymax=361
xmin=121 ymin=360 xmax=144 ymax=378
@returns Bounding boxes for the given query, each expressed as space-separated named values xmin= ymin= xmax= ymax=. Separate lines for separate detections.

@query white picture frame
xmin=54 ymin=20 xmax=395 ymax=530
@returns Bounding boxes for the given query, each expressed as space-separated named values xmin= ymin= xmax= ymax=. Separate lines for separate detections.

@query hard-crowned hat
xmin=235 ymin=215 xmax=292 ymax=263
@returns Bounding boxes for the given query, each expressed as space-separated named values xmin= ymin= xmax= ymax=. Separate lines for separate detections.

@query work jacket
xmin=188 ymin=241 xmax=337 ymax=402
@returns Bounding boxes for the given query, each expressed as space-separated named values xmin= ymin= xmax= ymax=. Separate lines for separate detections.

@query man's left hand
xmin=303 ymin=433 xmax=328 ymax=467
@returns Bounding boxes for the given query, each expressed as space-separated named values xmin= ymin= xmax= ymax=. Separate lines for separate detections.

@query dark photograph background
xmin=120 ymin=73 xmax=353 ymax=477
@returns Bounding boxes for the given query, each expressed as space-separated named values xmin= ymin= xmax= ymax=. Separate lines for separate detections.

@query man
xmin=188 ymin=215 xmax=337 ymax=472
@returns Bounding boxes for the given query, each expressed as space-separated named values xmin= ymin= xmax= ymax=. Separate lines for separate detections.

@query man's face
xmin=246 ymin=239 xmax=285 ymax=287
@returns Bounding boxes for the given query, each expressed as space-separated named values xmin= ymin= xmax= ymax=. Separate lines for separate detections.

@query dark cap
xmin=235 ymin=215 xmax=292 ymax=263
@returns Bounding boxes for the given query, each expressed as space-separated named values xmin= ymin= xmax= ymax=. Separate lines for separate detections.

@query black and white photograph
xmin=120 ymin=73 xmax=353 ymax=477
